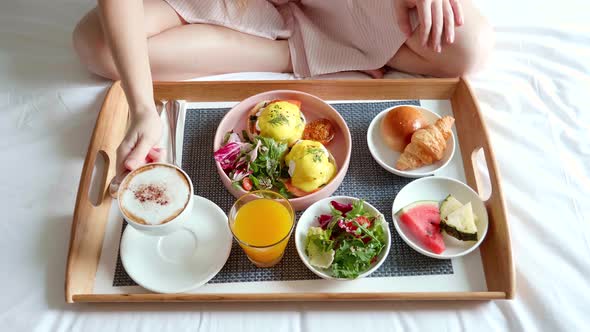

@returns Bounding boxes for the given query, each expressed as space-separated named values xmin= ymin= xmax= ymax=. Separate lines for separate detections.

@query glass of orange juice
xmin=228 ymin=190 xmax=295 ymax=267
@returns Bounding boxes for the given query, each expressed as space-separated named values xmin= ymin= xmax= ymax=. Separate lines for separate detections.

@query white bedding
xmin=1 ymin=0 xmax=589 ymax=331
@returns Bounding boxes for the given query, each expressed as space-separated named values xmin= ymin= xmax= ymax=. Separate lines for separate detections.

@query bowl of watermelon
xmin=392 ymin=176 xmax=489 ymax=259
xmin=295 ymin=196 xmax=391 ymax=280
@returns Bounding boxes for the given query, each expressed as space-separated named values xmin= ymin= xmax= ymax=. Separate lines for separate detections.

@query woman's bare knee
xmin=445 ymin=19 xmax=494 ymax=76
xmin=391 ymin=0 xmax=495 ymax=78
xmin=72 ymin=9 xmax=120 ymax=80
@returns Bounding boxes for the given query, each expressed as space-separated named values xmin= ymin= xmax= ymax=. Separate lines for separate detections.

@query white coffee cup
xmin=117 ymin=162 xmax=194 ymax=236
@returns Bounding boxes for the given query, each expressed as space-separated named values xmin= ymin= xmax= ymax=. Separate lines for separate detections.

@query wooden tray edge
xmin=451 ymin=78 xmax=515 ymax=299
xmin=153 ymin=78 xmax=460 ymax=101
xmin=72 ymin=291 xmax=507 ymax=303
xmin=65 ymin=81 xmax=128 ymax=303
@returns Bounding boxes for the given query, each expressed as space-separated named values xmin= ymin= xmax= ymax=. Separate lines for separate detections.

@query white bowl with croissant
xmin=367 ymin=105 xmax=455 ymax=178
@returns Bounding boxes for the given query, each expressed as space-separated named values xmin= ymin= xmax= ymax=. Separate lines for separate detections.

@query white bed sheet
xmin=1 ymin=0 xmax=589 ymax=331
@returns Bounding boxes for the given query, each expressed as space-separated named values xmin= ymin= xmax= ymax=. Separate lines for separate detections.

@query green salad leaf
xmin=331 ymin=216 xmax=386 ymax=279
xmin=347 ymin=200 xmax=371 ymax=218
xmin=305 ymin=200 xmax=388 ymax=279
xmin=247 ymin=136 xmax=289 ymax=195
xmin=305 ymin=227 xmax=335 ymax=268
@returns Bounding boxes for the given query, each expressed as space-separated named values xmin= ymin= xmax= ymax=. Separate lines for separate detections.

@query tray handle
xmin=451 ymin=78 xmax=515 ymax=299
xmin=65 ymin=81 xmax=128 ymax=303
xmin=470 ymin=147 xmax=493 ymax=202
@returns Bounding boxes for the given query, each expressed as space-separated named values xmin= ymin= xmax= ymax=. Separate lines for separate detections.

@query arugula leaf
xmin=370 ymin=216 xmax=387 ymax=244
xmin=231 ymin=181 xmax=242 ymax=190
xmin=346 ymin=200 xmax=370 ymax=219
xmin=331 ymin=234 xmax=382 ymax=279
xmin=352 ymin=219 xmax=380 ymax=243
xmin=331 ymin=235 xmax=376 ymax=279
xmin=245 ymin=136 xmax=288 ymax=192
xmin=248 ymin=175 xmax=260 ymax=189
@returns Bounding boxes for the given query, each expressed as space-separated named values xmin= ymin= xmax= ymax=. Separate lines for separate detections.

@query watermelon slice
xmin=397 ymin=201 xmax=446 ymax=254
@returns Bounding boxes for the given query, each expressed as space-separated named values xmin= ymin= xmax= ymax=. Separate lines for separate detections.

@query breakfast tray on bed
xmin=65 ymin=79 xmax=514 ymax=303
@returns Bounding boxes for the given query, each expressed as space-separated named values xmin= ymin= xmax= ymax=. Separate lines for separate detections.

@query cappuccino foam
xmin=120 ymin=164 xmax=191 ymax=225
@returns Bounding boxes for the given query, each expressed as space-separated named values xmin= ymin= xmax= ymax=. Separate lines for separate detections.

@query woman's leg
xmin=143 ymin=24 xmax=292 ymax=80
xmin=73 ymin=0 xmax=182 ymax=79
xmin=387 ymin=0 xmax=494 ymax=77
xmin=73 ymin=0 xmax=291 ymax=80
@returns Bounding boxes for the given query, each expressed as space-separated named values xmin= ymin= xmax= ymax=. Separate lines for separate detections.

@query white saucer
xmin=367 ymin=105 xmax=455 ymax=178
xmin=120 ymin=195 xmax=232 ymax=293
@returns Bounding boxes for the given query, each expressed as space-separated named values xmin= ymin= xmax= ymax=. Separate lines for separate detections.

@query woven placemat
xmin=113 ymin=100 xmax=452 ymax=287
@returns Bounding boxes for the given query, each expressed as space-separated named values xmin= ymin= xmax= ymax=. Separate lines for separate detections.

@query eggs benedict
xmin=247 ymin=100 xmax=305 ymax=146
xmin=284 ymin=140 xmax=337 ymax=196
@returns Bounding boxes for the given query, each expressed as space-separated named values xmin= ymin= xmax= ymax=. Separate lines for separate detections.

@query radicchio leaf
xmin=235 ymin=155 xmax=248 ymax=170
xmin=247 ymin=139 xmax=261 ymax=163
xmin=318 ymin=214 xmax=332 ymax=230
xmin=331 ymin=201 xmax=353 ymax=216
xmin=231 ymin=169 xmax=252 ymax=182
xmin=227 ymin=132 xmax=242 ymax=144
xmin=214 ymin=142 xmax=242 ymax=170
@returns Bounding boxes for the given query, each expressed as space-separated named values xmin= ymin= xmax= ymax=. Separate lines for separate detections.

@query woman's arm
xmin=98 ymin=0 xmax=163 ymax=177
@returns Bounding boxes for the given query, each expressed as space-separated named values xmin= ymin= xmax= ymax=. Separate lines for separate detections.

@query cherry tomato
xmin=355 ymin=216 xmax=372 ymax=228
xmin=242 ymin=177 xmax=253 ymax=191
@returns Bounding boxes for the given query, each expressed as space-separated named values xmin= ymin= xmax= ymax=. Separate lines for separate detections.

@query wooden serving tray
xmin=65 ymin=78 xmax=514 ymax=303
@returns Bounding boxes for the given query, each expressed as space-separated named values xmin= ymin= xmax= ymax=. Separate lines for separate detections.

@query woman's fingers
xmin=115 ymin=136 xmax=135 ymax=181
xmin=443 ymin=0 xmax=455 ymax=44
xmin=451 ymin=0 xmax=464 ymax=26
xmin=110 ymin=135 xmax=135 ymax=197
xmin=110 ymin=141 xmax=163 ymax=198
xmin=430 ymin=0 xmax=444 ymax=52
xmin=124 ymin=137 xmax=153 ymax=171
xmin=416 ymin=0 xmax=433 ymax=46
xmin=147 ymin=146 xmax=167 ymax=163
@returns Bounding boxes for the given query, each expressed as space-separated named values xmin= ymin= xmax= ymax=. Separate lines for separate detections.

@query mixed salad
xmin=214 ymin=131 xmax=290 ymax=197
xmin=305 ymin=200 xmax=388 ymax=279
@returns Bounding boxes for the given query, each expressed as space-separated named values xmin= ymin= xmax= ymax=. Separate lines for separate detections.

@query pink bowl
xmin=213 ymin=90 xmax=352 ymax=211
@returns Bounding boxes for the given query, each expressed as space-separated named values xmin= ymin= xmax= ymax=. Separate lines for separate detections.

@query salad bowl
xmin=295 ymin=196 xmax=391 ymax=280
xmin=213 ymin=90 xmax=352 ymax=211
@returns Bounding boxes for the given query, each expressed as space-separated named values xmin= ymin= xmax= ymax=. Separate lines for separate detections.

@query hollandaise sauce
xmin=257 ymin=100 xmax=305 ymax=145
xmin=285 ymin=140 xmax=337 ymax=193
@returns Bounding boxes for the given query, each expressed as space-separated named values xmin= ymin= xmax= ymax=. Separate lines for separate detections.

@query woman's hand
xmin=394 ymin=0 xmax=464 ymax=52
xmin=116 ymin=106 xmax=164 ymax=180
xmin=99 ymin=0 xmax=164 ymax=196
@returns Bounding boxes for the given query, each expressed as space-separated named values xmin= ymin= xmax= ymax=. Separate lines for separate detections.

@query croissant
xmin=395 ymin=116 xmax=455 ymax=171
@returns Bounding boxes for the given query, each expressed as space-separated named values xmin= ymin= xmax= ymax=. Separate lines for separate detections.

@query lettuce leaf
xmin=306 ymin=227 xmax=335 ymax=269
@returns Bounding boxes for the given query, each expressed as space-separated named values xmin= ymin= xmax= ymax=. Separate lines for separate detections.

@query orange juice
xmin=232 ymin=198 xmax=293 ymax=266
